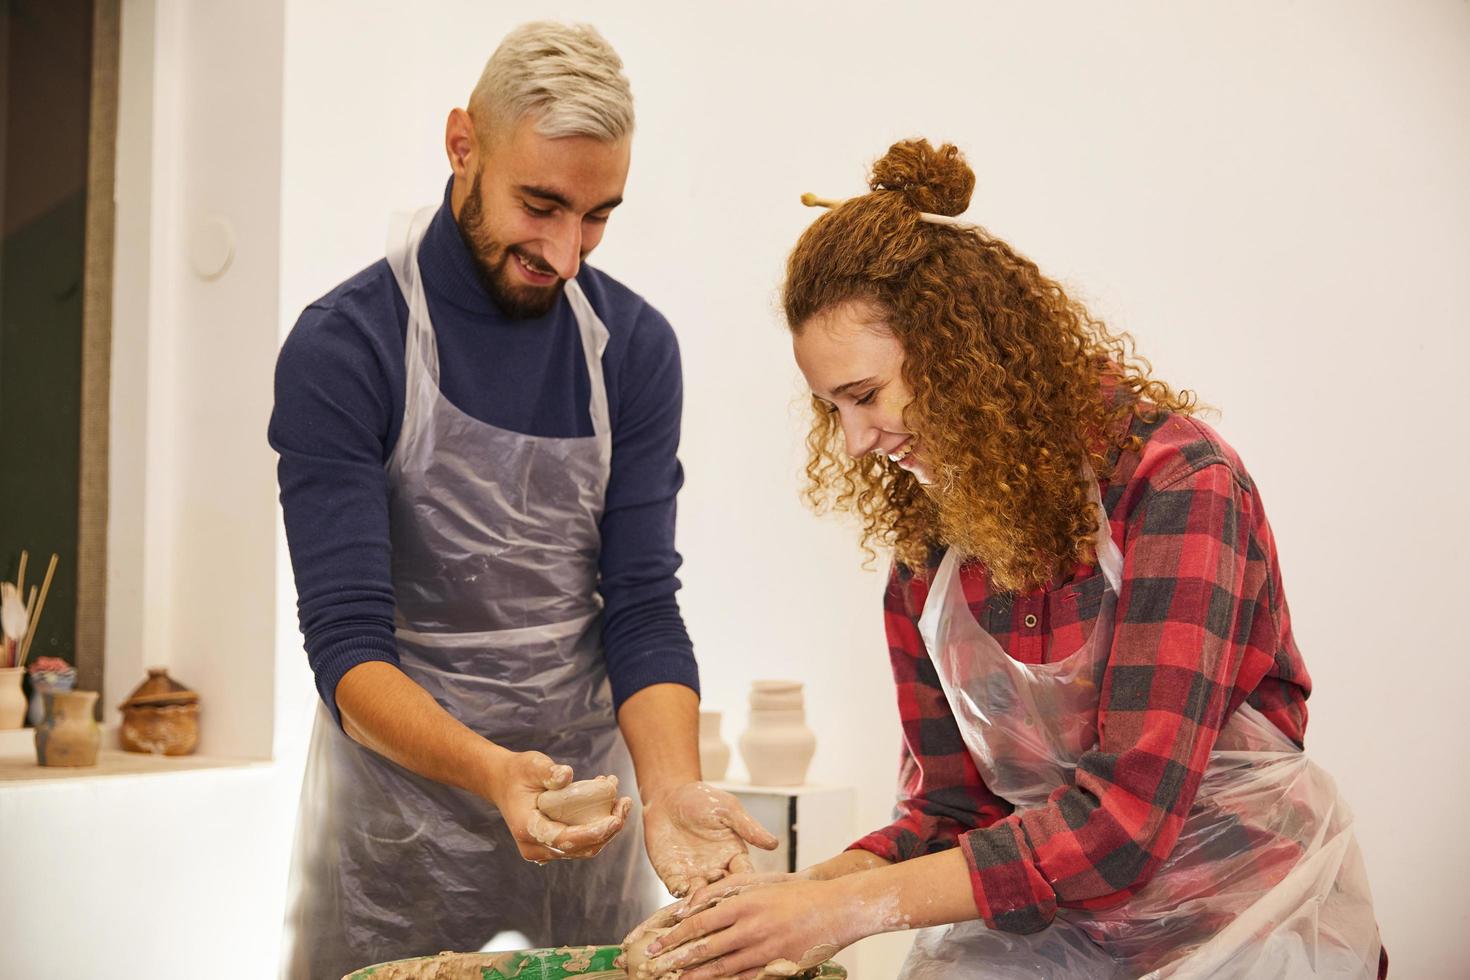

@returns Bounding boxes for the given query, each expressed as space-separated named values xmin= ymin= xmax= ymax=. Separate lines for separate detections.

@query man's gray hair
xmin=469 ymin=21 xmax=634 ymax=142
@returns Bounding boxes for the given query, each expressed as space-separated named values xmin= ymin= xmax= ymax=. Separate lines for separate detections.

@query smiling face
xmin=792 ymin=299 xmax=935 ymax=484
xmin=446 ymin=109 xmax=630 ymax=318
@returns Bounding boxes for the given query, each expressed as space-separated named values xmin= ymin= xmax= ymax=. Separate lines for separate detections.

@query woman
xmin=631 ymin=140 xmax=1384 ymax=978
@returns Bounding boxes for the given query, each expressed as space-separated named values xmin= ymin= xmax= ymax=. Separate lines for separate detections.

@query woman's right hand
xmin=676 ymin=870 xmax=810 ymax=918
xmin=486 ymin=749 xmax=632 ymax=863
xmin=672 ymin=850 xmax=891 ymax=921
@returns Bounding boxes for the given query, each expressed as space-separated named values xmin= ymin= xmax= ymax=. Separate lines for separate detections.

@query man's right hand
xmin=336 ymin=663 xmax=634 ymax=863
xmin=486 ymin=749 xmax=633 ymax=863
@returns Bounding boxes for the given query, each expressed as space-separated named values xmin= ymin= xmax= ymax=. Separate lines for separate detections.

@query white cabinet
xmin=710 ymin=781 xmax=855 ymax=874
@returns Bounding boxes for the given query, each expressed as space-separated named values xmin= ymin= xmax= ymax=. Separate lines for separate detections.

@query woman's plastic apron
xmin=899 ymin=484 xmax=1382 ymax=979
xmin=283 ymin=208 xmax=652 ymax=980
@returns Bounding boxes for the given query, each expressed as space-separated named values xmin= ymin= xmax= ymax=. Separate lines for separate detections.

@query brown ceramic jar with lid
xmin=119 ymin=666 xmax=200 ymax=755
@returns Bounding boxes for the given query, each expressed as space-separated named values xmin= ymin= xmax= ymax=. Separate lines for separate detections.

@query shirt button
xmin=1023 ymin=613 xmax=1038 ymax=628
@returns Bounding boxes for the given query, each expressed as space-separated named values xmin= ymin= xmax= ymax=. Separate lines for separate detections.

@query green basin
xmin=345 ymin=945 xmax=847 ymax=979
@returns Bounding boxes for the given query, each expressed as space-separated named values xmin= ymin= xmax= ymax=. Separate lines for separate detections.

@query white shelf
xmin=0 ymin=724 xmax=266 ymax=785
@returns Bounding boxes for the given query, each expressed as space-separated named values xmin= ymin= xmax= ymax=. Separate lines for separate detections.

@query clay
xmin=35 ymin=689 xmax=101 ymax=767
xmin=537 ymin=776 xmax=618 ymax=825
xmin=622 ymin=925 xmax=674 ymax=977
xmin=339 ymin=950 xmax=529 ymax=979
xmin=340 ymin=950 xmax=625 ymax=980
xmin=118 ymin=666 xmax=200 ymax=755
xmin=554 ymin=945 xmax=600 ymax=974
xmin=758 ymin=944 xmax=841 ymax=977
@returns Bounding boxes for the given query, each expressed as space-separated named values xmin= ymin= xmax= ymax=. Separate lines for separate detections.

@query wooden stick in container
xmin=18 ymin=554 xmax=57 ymax=668
xmin=12 ymin=586 xmax=36 ymax=668
xmin=16 ymin=549 xmax=27 ymax=594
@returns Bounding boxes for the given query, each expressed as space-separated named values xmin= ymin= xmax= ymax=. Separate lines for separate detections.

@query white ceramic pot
xmin=698 ymin=710 xmax=731 ymax=782
xmin=738 ymin=680 xmax=816 ymax=786
xmin=0 ymin=666 xmax=25 ymax=730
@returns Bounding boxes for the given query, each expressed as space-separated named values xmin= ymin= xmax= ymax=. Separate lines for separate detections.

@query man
xmin=271 ymin=22 xmax=774 ymax=979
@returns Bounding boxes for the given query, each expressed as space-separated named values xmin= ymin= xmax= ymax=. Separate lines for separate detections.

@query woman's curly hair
xmin=784 ymin=139 xmax=1196 ymax=592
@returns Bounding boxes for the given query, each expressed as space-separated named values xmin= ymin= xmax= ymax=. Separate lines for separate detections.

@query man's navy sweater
xmin=270 ymin=183 xmax=697 ymax=726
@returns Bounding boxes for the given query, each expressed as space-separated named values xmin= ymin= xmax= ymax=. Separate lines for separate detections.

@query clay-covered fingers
xmin=721 ymin=798 xmax=780 ymax=852
xmin=679 ymin=872 xmax=792 ymax=917
xmin=622 ymin=899 xmax=684 ymax=956
xmin=515 ymin=841 xmax=569 ymax=864
xmin=643 ymin=901 xmax=739 ymax=973
xmin=540 ymin=796 xmax=633 ymax=855
xmin=533 ymin=755 xmax=574 ymax=791
xmin=664 ymin=873 xmax=708 ymax=899
xmin=643 ymin=925 xmax=755 ymax=978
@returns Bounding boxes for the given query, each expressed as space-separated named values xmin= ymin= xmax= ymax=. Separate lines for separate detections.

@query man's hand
xmin=643 ymin=781 xmax=779 ymax=896
xmin=488 ymin=750 xmax=632 ymax=863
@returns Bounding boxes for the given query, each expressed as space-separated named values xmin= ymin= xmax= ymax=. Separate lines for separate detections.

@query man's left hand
xmin=643 ymin=781 xmax=779 ymax=896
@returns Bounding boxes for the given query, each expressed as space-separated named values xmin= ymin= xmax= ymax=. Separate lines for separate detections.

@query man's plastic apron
xmin=899 ymin=483 xmax=1382 ymax=979
xmin=283 ymin=208 xmax=651 ymax=980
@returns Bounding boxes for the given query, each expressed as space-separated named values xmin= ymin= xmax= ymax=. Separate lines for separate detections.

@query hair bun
xmin=869 ymin=139 xmax=974 ymax=217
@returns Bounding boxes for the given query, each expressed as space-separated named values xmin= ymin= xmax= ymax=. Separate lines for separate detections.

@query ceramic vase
xmin=28 ymin=675 xmax=76 ymax=727
xmin=35 ymin=689 xmax=101 ymax=767
xmin=738 ymin=680 xmax=816 ymax=786
xmin=118 ymin=666 xmax=200 ymax=755
xmin=0 ymin=666 xmax=25 ymax=730
xmin=699 ymin=710 xmax=731 ymax=782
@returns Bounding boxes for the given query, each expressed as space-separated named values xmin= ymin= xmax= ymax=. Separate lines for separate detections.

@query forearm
xmin=805 ymin=849 xmax=890 ymax=880
xmin=617 ymin=682 xmax=701 ymax=804
xmin=831 ymin=848 xmax=979 ymax=941
xmin=336 ymin=660 xmax=508 ymax=801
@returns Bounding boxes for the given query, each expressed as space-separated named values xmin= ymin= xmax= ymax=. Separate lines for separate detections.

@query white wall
xmin=18 ymin=3 xmax=302 ymax=979
xmin=39 ymin=1 xmax=1459 ymax=978
xmin=107 ymin=0 xmax=283 ymax=759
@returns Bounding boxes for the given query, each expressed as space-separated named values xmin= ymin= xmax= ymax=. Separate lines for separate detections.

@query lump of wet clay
xmin=618 ymin=897 xmax=839 ymax=979
xmin=757 ymin=943 xmax=841 ymax=977
xmin=622 ymin=925 xmax=673 ymax=978
xmin=537 ymin=777 xmax=618 ymax=825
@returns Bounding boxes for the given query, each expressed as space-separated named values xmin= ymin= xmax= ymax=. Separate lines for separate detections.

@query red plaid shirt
xmin=852 ymin=409 xmax=1313 ymax=932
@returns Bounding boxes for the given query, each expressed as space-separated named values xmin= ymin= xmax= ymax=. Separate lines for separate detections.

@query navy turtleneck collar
xmin=417 ymin=176 xmax=565 ymax=323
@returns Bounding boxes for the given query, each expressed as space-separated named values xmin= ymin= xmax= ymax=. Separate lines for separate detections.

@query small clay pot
xmin=118 ymin=666 xmax=200 ymax=755
xmin=35 ymin=689 xmax=101 ymax=767
xmin=120 ymin=702 xmax=200 ymax=755
xmin=28 ymin=675 xmax=76 ymax=727
xmin=537 ymin=777 xmax=617 ymax=825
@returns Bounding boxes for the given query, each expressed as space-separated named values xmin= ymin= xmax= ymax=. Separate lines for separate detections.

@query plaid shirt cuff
xmin=846 ymin=832 xmax=904 ymax=864
xmin=959 ymin=820 xmax=1057 ymax=934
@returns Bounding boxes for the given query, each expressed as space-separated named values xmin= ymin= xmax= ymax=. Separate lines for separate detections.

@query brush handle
xmin=18 ymin=555 xmax=57 ymax=669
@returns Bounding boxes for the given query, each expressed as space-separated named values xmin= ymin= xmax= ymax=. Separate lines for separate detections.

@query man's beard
xmin=456 ymin=172 xmax=565 ymax=320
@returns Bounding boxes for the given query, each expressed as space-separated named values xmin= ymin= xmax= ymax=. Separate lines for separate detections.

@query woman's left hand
xmin=640 ymin=877 xmax=860 ymax=979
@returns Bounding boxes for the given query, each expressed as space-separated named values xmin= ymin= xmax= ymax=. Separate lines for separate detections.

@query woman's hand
xmin=676 ymin=870 xmax=810 ymax=917
xmin=639 ymin=877 xmax=863 ymax=980
xmin=622 ymin=869 xmax=803 ymax=959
